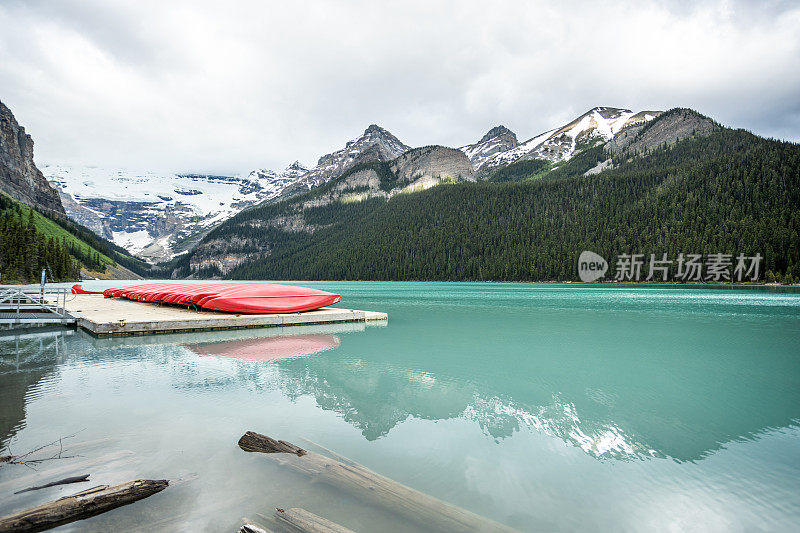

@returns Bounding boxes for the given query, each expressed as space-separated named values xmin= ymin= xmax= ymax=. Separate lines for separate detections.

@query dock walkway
xmin=0 ymin=286 xmax=75 ymax=327
xmin=64 ymin=294 xmax=387 ymax=337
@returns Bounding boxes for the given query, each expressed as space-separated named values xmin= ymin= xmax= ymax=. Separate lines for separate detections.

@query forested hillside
xmin=176 ymin=111 xmax=800 ymax=283
xmin=1 ymin=99 xmax=151 ymax=282
xmin=0 ymin=192 xmax=149 ymax=282
xmin=0 ymin=194 xmax=76 ymax=281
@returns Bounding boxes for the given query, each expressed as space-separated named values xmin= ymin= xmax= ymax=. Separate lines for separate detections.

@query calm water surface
xmin=1 ymin=282 xmax=799 ymax=531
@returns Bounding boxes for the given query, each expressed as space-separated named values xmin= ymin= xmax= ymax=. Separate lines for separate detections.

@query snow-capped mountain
xmin=288 ymin=124 xmax=410 ymax=192
xmin=462 ymin=107 xmax=661 ymax=174
xmin=42 ymin=109 xmax=662 ymax=263
xmin=44 ymin=162 xmax=307 ymax=262
xmin=246 ymin=160 xmax=309 ymax=198
xmin=460 ymin=125 xmax=519 ymax=173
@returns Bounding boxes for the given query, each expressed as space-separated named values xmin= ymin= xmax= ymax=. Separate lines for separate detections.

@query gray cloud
xmin=1 ymin=0 xmax=798 ymax=174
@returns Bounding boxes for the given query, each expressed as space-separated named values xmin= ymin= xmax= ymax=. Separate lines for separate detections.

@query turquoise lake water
xmin=1 ymin=282 xmax=799 ymax=531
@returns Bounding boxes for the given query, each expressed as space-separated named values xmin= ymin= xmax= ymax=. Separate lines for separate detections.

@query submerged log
xmin=14 ymin=474 xmax=90 ymax=494
xmin=240 ymin=525 xmax=271 ymax=533
xmin=238 ymin=431 xmax=516 ymax=533
xmin=274 ymin=507 xmax=354 ymax=533
xmin=238 ymin=432 xmax=306 ymax=456
xmin=0 ymin=478 xmax=168 ymax=533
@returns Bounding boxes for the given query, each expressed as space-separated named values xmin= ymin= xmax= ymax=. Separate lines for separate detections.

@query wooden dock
xmin=64 ymin=294 xmax=387 ymax=337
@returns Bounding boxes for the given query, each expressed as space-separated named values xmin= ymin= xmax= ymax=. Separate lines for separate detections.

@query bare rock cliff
xmin=609 ymin=108 xmax=717 ymax=155
xmin=0 ymin=100 xmax=65 ymax=215
xmin=390 ymin=145 xmax=475 ymax=186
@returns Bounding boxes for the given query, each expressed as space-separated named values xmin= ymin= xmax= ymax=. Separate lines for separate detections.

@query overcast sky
xmin=1 ymin=0 xmax=799 ymax=175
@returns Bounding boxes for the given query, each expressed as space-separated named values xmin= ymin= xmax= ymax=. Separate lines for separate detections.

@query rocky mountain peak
xmin=460 ymin=125 xmax=519 ymax=175
xmin=365 ymin=124 xmax=386 ymax=134
xmin=587 ymin=106 xmax=631 ymax=118
xmin=480 ymin=125 xmax=516 ymax=143
xmin=462 ymin=106 xmax=664 ymax=176
xmin=47 ymin=162 xmax=311 ymax=262
xmin=285 ymin=160 xmax=308 ymax=172
xmin=0 ymin=100 xmax=65 ymax=215
xmin=357 ymin=124 xmax=407 ymax=149
xmin=289 ymin=125 xmax=411 ymax=192
xmin=608 ymin=108 xmax=715 ymax=155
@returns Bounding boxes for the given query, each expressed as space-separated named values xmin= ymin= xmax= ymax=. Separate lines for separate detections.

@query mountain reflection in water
xmin=3 ymin=285 xmax=800 ymax=467
xmin=0 ymin=329 xmax=69 ymax=446
xmin=152 ymin=314 xmax=799 ymax=463
xmin=0 ymin=283 xmax=798 ymax=532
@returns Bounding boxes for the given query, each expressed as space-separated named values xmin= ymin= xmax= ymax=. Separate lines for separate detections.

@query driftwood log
xmin=238 ymin=431 xmax=516 ymax=533
xmin=238 ymin=432 xmax=306 ymax=456
xmin=0 ymin=478 xmax=168 ymax=533
xmin=274 ymin=507 xmax=355 ymax=533
xmin=14 ymin=474 xmax=90 ymax=494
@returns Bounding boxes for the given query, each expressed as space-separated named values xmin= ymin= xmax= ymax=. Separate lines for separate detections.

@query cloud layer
xmin=1 ymin=0 xmax=798 ymax=174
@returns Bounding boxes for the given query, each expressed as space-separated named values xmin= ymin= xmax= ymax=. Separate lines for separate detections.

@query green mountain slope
xmin=176 ymin=110 xmax=800 ymax=283
xmin=0 ymin=192 xmax=149 ymax=282
xmin=1 ymin=99 xmax=150 ymax=282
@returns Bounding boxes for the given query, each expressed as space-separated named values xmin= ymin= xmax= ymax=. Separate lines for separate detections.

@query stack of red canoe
xmin=97 ymin=282 xmax=341 ymax=314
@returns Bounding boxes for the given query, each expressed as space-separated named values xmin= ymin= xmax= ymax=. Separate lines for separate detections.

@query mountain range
xmin=41 ymin=106 xmax=665 ymax=263
xmin=173 ymin=107 xmax=800 ymax=283
xmin=3 ymin=98 xmax=798 ymax=283
xmin=44 ymin=161 xmax=308 ymax=261
xmin=168 ymin=105 xmax=672 ymax=276
xmin=41 ymin=124 xmax=417 ymax=262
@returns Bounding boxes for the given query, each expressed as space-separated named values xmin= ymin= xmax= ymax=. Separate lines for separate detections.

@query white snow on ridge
xmin=463 ymin=107 xmax=660 ymax=173
xmin=494 ymin=128 xmax=557 ymax=164
xmin=46 ymin=165 xmax=263 ymax=217
xmin=43 ymin=162 xmax=309 ymax=261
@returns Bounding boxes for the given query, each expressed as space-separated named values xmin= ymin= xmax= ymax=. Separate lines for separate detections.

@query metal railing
xmin=0 ymin=286 xmax=71 ymax=320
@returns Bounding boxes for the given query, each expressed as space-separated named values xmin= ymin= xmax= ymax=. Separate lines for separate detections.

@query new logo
xmin=578 ymin=251 xmax=608 ymax=282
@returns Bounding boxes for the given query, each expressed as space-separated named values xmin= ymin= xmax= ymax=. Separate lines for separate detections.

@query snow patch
xmin=463 ymin=107 xmax=661 ymax=173
xmin=44 ymin=162 xmax=309 ymax=261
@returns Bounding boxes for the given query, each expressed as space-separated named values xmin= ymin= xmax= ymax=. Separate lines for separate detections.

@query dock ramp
xmin=0 ymin=286 xmax=75 ymax=327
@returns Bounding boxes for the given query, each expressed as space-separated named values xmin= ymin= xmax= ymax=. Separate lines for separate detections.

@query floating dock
xmin=64 ymin=294 xmax=387 ymax=337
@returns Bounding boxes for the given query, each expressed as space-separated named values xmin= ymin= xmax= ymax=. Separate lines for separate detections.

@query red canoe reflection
xmin=183 ymin=334 xmax=340 ymax=361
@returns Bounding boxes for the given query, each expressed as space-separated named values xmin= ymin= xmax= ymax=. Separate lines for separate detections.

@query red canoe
xmin=72 ymin=284 xmax=104 ymax=295
xmin=102 ymin=282 xmax=341 ymax=314
xmin=196 ymin=283 xmax=341 ymax=313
